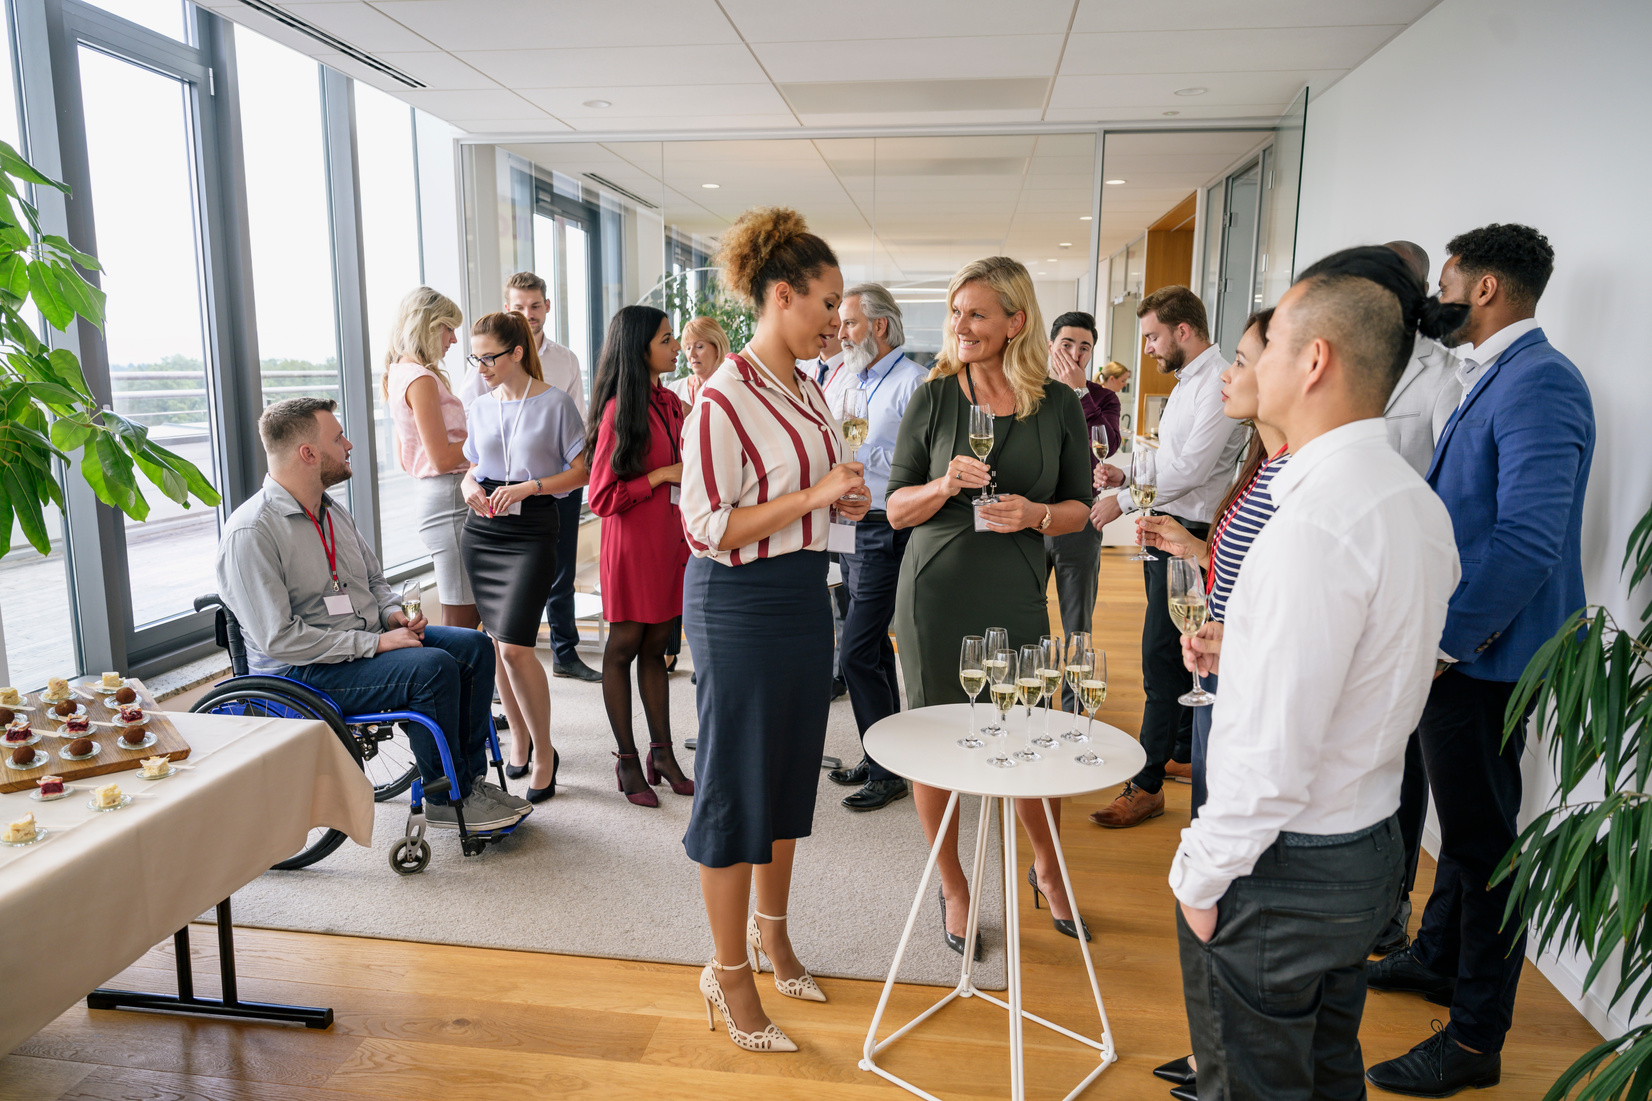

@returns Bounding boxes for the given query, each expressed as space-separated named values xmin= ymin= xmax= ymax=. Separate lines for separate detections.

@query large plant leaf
xmin=0 ymin=463 xmax=51 ymax=554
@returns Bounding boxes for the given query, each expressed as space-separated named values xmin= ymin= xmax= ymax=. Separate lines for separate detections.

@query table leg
xmin=86 ymin=898 xmax=333 ymax=1028
xmin=1002 ymin=796 xmax=1025 ymax=1101
xmin=1041 ymin=798 xmax=1117 ymax=1081
xmin=957 ymin=794 xmax=993 ymax=992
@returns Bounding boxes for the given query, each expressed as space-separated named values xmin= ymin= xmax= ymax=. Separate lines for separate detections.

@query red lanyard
xmin=303 ymin=506 xmax=341 ymax=592
xmin=1206 ymin=445 xmax=1287 ymax=592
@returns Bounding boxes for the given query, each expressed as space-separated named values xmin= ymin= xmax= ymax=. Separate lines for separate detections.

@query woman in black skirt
xmin=460 ymin=311 xmax=588 ymax=802
xmin=678 ymin=208 xmax=869 ymax=1053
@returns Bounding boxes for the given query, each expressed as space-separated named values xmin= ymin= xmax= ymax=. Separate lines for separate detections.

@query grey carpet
xmin=220 ymin=656 xmax=1008 ymax=990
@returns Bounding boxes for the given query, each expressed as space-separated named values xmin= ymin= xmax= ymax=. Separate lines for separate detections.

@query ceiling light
xmin=1080 ymin=215 xmax=1092 ymax=221
xmin=1047 ymin=258 xmax=1059 ymax=263
xmin=1163 ymin=110 xmax=1180 ymax=116
xmin=1037 ymin=271 xmax=1047 ymax=276
xmin=701 ymin=183 xmax=720 ymax=189
xmin=1058 ymin=242 xmax=1072 ymax=248
xmin=1174 ymin=87 xmax=1207 ymax=97
xmin=1105 ymin=179 xmax=1126 ymax=186
xmin=582 ymin=99 xmax=611 ymax=108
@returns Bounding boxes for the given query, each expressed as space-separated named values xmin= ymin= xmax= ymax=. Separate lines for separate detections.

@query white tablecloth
xmin=0 ymin=711 xmax=375 ymax=1053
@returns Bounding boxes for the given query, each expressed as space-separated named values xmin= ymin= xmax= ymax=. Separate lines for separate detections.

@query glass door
xmin=1214 ymin=159 xmax=1263 ymax=357
xmin=532 ymin=186 xmax=601 ymax=394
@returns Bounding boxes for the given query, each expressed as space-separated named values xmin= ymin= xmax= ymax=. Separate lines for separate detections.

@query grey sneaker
xmin=474 ymin=780 xmax=531 ymax=815
xmin=426 ymin=792 xmax=521 ymax=831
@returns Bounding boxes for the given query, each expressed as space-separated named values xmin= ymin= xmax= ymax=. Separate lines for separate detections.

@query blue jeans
xmin=280 ymin=626 xmax=494 ymax=804
xmin=1190 ymin=672 xmax=1218 ymax=818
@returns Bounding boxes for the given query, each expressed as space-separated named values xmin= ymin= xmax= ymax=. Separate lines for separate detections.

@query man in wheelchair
xmin=216 ymin=397 xmax=529 ymax=832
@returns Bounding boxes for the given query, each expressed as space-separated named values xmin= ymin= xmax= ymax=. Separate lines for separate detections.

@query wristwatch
xmin=1038 ymin=504 xmax=1053 ymax=531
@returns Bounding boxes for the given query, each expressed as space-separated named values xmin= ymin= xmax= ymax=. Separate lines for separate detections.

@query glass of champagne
xmin=969 ymin=403 xmax=995 ymax=496
xmin=1128 ymin=445 xmax=1159 ymax=562
xmin=1075 ymin=649 xmax=1107 ymax=763
xmin=1061 ymin=642 xmax=1093 ymax=742
xmin=838 ymin=386 xmax=869 ymax=502
xmin=1064 ymin=630 xmax=1091 ymax=719
xmin=1169 ymin=556 xmax=1217 ymax=707
xmin=1090 ymin=424 xmax=1109 ymax=462
xmin=1033 ymin=636 xmax=1063 ymax=748
xmin=986 ymin=649 xmax=1019 ymax=768
xmin=957 ymin=636 xmax=987 ymax=749
xmin=1014 ymin=643 xmax=1045 ymax=762
xmin=400 ymin=581 xmax=422 ymax=624
xmin=981 ymin=627 xmax=1010 ymax=735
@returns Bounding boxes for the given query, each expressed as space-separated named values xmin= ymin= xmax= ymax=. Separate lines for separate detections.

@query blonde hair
xmin=382 ymin=286 xmax=462 ymax=399
xmin=1100 ymin=359 xmax=1130 ymax=382
xmin=929 ymin=257 xmax=1049 ymax=419
xmin=682 ymin=315 xmax=731 ymax=361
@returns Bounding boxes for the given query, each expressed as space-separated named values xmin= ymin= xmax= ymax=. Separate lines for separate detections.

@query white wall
xmin=1295 ymin=0 xmax=1652 ymax=1039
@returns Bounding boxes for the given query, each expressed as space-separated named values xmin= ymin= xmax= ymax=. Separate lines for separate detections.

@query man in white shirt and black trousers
xmin=1088 ymin=286 xmax=1247 ymax=828
xmin=1170 ymin=247 xmax=1464 ymax=1101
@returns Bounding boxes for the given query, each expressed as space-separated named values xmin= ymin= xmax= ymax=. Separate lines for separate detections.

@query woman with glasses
xmin=459 ymin=311 xmax=589 ymax=802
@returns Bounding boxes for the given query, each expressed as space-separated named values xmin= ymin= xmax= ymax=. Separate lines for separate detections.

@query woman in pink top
xmin=383 ymin=287 xmax=476 ymax=628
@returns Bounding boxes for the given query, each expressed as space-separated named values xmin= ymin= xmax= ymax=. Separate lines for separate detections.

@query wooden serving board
xmin=0 ymin=677 xmax=190 ymax=794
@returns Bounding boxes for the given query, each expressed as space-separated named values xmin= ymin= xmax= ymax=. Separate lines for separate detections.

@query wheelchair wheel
xmin=350 ymin=722 xmax=418 ymax=802
xmin=388 ymin=837 xmax=430 ymax=875
xmin=190 ymin=678 xmax=364 ymax=871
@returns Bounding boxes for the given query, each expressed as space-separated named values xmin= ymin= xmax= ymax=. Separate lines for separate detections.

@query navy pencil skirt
xmin=681 ymin=549 xmax=832 ymax=868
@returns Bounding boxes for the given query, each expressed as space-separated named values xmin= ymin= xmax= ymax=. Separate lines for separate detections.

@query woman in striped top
xmin=678 ymin=208 xmax=870 ymax=1054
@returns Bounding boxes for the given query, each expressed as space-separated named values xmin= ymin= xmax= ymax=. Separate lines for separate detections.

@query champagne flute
xmin=1075 ymin=649 xmax=1107 ymax=764
xmin=986 ymin=649 xmax=1019 ymax=768
xmin=1034 ymin=636 xmax=1062 ymax=748
xmin=1061 ymin=644 xmax=1093 ymax=743
xmin=1128 ymin=445 xmax=1159 ymax=562
xmin=969 ymin=403 xmax=995 ymax=496
xmin=981 ymin=627 xmax=1010 ymax=735
xmin=1014 ymin=643 xmax=1045 ymax=762
xmin=1064 ymin=630 xmax=1092 ymax=717
xmin=957 ymin=636 xmax=987 ymax=749
xmin=400 ymin=581 xmax=422 ymax=623
xmin=838 ymin=386 xmax=870 ymax=502
xmin=1169 ymin=556 xmax=1217 ymax=707
xmin=1090 ymin=424 xmax=1109 ymax=462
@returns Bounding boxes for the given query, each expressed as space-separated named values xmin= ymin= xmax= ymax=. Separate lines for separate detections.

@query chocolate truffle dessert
xmin=0 ymin=708 xmax=13 ymax=726
xmin=120 ymin=727 xmax=147 ymax=747
xmin=113 ymin=686 xmax=137 ymax=705
xmin=9 ymin=745 xmax=33 ymax=765
xmin=53 ymin=698 xmax=74 ymax=716
xmin=66 ymin=737 xmax=93 ymax=757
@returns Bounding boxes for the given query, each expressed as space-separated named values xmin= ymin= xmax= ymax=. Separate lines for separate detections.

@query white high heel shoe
xmin=746 ymin=912 xmax=827 ymax=1002
xmin=700 ymin=957 xmax=798 ymax=1052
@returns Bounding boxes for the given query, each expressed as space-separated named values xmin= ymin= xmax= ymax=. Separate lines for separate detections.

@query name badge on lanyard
xmin=306 ymin=505 xmax=356 ymax=616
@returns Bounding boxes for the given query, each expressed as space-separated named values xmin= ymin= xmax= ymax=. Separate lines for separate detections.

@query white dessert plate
xmin=136 ymin=763 xmax=176 ymax=781
xmin=87 ymin=793 xmax=132 ymax=812
xmin=46 ymin=703 xmax=88 ymax=721
xmin=2 ymin=730 xmax=41 ymax=748
xmin=4 ymin=749 xmax=49 ymax=770
xmin=57 ymin=741 xmax=100 ymax=761
xmin=114 ymin=731 xmax=157 ymax=751
xmin=2 ymin=826 xmax=48 ymax=847
xmin=111 ymin=714 xmax=149 ymax=729
xmin=102 ymin=694 xmax=142 ymax=709
xmin=29 ymin=785 xmax=73 ymax=802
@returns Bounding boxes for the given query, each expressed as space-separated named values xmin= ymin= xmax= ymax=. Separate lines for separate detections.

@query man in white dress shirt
xmin=1171 ymin=247 xmax=1460 ymax=1100
xmin=1088 ymin=286 xmax=1246 ymax=828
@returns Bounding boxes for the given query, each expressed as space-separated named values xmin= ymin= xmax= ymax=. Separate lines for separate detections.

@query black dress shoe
xmin=1366 ymin=1024 xmax=1501 ymax=1097
xmin=938 ymin=888 xmax=983 ymax=961
xmin=1372 ymin=897 xmax=1413 ymax=956
xmin=1170 ymin=1084 xmax=1197 ymax=1101
xmin=525 ymin=748 xmax=560 ymax=803
xmin=843 ymin=778 xmax=908 ymax=811
xmin=552 ymin=658 xmax=603 ymax=682
xmin=505 ymin=739 xmax=533 ymax=781
xmin=1153 ymin=1056 xmax=1195 ymax=1085
xmin=828 ymin=759 xmax=870 ymax=786
xmin=1027 ymin=866 xmax=1092 ymax=941
xmin=831 ymin=677 xmax=848 ymax=700
xmin=1366 ymin=945 xmax=1456 ymax=1006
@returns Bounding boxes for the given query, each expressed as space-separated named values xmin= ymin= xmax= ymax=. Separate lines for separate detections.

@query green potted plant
xmin=1494 ymin=500 xmax=1652 ymax=1099
xmin=0 ymin=140 xmax=221 ymax=678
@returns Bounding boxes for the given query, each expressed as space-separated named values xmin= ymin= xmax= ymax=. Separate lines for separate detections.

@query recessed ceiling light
xmin=1163 ymin=110 xmax=1180 ymax=116
xmin=1174 ymin=87 xmax=1207 ymax=97
xmin=582 ymin=99 xmax=611 ymax=108
xmin=1080 ymin=215 xmax=1092 ymax=220
xmin=1037 ymin=271 xmax=1047 ymax=276
xmin=1105 ymin=179 xmax=1126 ymax=186
xmin=701 ymin=183 xmax=720 ymax=189
xmin=1058 ymin=242 xmax=1072 ymax=248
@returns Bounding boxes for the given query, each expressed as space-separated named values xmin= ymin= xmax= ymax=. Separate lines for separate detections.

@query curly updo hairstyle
xmin=715 ymin=207 xmax=838 ymax=313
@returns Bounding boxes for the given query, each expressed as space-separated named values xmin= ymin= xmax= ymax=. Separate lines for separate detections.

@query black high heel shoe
xmin=505 ymin=739 xmax=532 ymax=781
xmin=525 ymin=747 xmax=559 ymax=803
xmin=1028 ymin=866 xmax=1092 ymax=941
xmin=938 ymin=887 xmax=983 ymax=961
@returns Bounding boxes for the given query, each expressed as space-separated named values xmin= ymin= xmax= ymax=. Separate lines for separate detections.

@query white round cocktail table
xmin=860 ymin=703 xmax=1145 ymax=1101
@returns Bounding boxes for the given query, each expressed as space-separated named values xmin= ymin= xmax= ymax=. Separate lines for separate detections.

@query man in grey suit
xmin=1372 ymin=238 xmax=1464 ymax=957
xmin=1382 ymin=240 xmax=1463 ymax=476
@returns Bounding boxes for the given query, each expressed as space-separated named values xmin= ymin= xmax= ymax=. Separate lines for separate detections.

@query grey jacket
xmin=1384 ymin=333 xmax=1462 ymax=476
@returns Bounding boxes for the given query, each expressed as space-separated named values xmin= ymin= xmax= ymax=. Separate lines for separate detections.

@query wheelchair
xmin=189 ymin=593 xmax=528 ymax=875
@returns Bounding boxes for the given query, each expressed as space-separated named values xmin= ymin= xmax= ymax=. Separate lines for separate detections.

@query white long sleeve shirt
xmin=1168 ymin=419 xmax=1459 ymax=910
xmin=1115 ymin=344 xmax=1246 ymax=524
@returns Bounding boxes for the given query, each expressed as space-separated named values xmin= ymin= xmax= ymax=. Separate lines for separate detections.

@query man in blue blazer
xmin=1368 ymin=224 xmax=1595 ymax=1097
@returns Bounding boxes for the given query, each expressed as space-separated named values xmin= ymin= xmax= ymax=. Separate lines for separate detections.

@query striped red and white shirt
xmin=681 ymin=350 xmax=844 ymax=566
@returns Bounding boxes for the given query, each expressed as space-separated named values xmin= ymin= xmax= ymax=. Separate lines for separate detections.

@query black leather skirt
xmin=460 ymin=480 xmax=559 ymax=646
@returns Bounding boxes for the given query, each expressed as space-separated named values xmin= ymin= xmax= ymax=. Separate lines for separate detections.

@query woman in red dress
xmin=586 ymin=306 xmax=695 ymax=806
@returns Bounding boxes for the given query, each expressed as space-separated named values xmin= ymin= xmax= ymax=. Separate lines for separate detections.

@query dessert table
xmin=860 ymin=703 xmax=1145 ymax=1101
xmin=0 ymin=710 xmax=375 ymax=1054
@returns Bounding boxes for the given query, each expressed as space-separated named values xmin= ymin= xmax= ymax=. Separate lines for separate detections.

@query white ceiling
xmin=198 ymin=0 xmax=1439 ymax=135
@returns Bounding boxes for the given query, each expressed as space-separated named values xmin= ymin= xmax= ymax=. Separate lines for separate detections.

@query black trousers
xmin=1411 ymin=668 xmax=1526 ymax=1054
xmin=1133 ymin=517 xmax=1208 ymax=793
xmin=828 ymin=553 xmax=850 ymax=681
xmin=1045 ymin=523 xmax=1103 ymax=711
xmin=1179 ymin=817 xmax=1403 ymax=1101
xmin=1396 ymin=728 xmax=1429 ymax=898
xmin=839 ymin=514 xmax=910 ymax=783
xmin=542 ymin=489 xmax=585 ymax=666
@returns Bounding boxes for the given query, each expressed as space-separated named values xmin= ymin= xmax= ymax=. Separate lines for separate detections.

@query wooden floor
xmin=0 ymin=549 xmax=1601 ymax=1100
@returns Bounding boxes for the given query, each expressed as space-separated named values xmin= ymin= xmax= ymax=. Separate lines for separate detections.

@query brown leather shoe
xmin=1087 ymin=783 xmax=1165 ymax=828
xmin=1164 ymin=759 xmax=1193 ymax=784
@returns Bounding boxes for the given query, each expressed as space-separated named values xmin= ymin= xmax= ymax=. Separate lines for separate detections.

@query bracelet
xmin=533 ymin=477 xmax=544 ymax=495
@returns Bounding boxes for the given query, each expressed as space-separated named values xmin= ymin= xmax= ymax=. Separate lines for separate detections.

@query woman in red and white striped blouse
xmin=679 ymin=208 xmax=869 ymax=1054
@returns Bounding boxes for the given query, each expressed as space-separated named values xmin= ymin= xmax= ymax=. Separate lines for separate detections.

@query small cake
xmin=0 ymin=708 xmax=13 ymax=726
xmin=66 ymin=737 xmax=93 ymax=757
xmin=120 ymin=727 xmax=147 ymax=747
xmin=37 ymin=775 xmax=64 ymax=796
xmin=0 ymin=687 xmax=19 ymax=706
xmin=52 ymin=698 xmax=75 ymax=717
xmin=3 ymin=723 xmax=29 ymax=743
xmin=9 ymin=745 xmax=35 ymax=766
xmin=117 ymin=705 xmax=144 ymax=724
xmin=113 ymin=686 xmax=137 ymax=705
xmin=43 ymin=676 xmax=69 ymax=701
xmin=139 ymin=755 xmax=170 ymax=778
xmin=63 ymin=715 xmax=90 ymax=735
xmin=3 ymin=813 xmax=36 ymax=843
xmin=100 ymin=672 xmax=124 ymax=692
xmin=93 ymin=782 xmax=122 ymax=808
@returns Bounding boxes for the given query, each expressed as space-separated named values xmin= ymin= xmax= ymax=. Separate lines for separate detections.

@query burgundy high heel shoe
xmin=646 ymin=741 xmax=695 ymax=796
xmin=614 ymin=752 xmax=659 ymax=807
